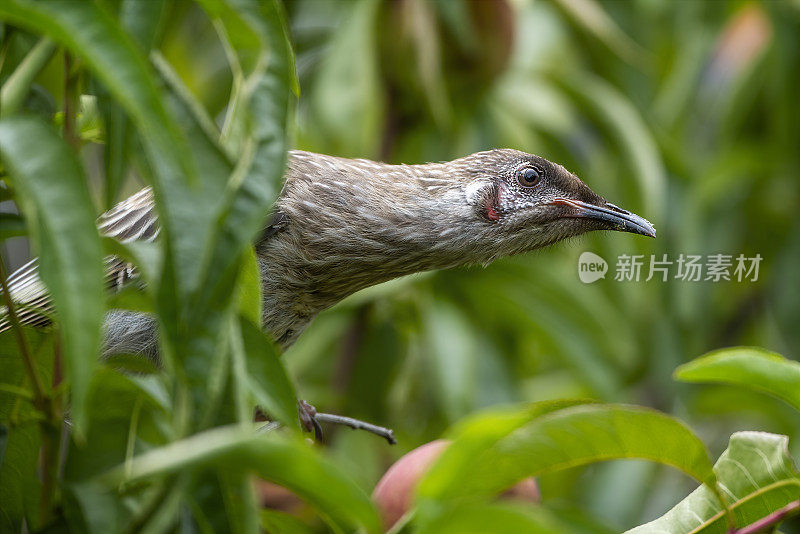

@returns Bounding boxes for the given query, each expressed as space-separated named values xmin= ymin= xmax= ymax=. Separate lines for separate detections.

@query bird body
xmin=1 ymin=149 xmax=655 ymax=356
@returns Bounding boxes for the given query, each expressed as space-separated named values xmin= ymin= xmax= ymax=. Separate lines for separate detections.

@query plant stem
xmin=63 ymin=51 xmax=79 ymax=149
xmin=730 ymin=499 xmax=800 ymax=534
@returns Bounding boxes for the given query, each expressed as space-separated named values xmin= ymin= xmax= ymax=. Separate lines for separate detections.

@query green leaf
xmin=102 ymin=237 xmax=161 ymax=289
xmin=415 ymin=501 xmax=567 ymax=534
xmin=626 ymin=432 xmax=800 ymax=533
xmin=0 ymin=0 xmax=193 ymax=192
xmin=120 ymin=0 xmax=169 ymax=51
xmin=95 ymin=88 xmax=131 ymax=209
xmin=419 ymin=400 xmax=592 ymax=500
xmin=199 ymin=0 xmax=268 ymax=153
xmin=219 ymin=472 xmax=259 ymax=534
xmin=0 ymin=0 xmax=211 ymax=332
xmin=0 ymin=422 xmax=40 ymax=531
xmin=236 ymin=317 xmax=298 ymax=430
xmin=311 ymin=0 xmax=383 ymax=158
xmin=559 ymin=73 xmax=667 ymax=224
xmin=189 ymin=0 xmax=293 ymax=331
xmin=146 ymin=51 xmax=237 ymax=392
xmin=152 ymin=53 xmax=223 ymax=145
xmin=236 ymin=246 xmax=262 ymax=326
xmin=0 ymin=37 xmax=55 ymax=118
xmin=0 ymin=186 xmax=14 ymax=203
xmin=419 ymin=403 xmax=717 ymax=502
xmin=167 ymin=0 xmax=293 ymax=408
xmin=64 ymin=480 xmax=127 ymax=534
xmin=0 ymin=425 xmax=7 ymax=466
xmin=551 ymin=0 xmax=648 ymax=67
xmin=260 ymin=509 xmax=314 ymax=534
xmin=0 ymin=116 xmax=104 ymax=434
xmin=0 ymin=212 xmax=26 ymax=240
xmin=99 ymin=426 xmax=382 ymax=533
xmin=0 ymin=328 xmax=54 ymax=531
xmin=75 ymin=95 xmax=104 ymax=144
xmin=64 ymin=368 xmax=170 ymax=482
xmin=422 ymin=300 xmax=480 ymax=422
xmin=105 ymin=285 xmax=152 ymax=315
xmin=99 ymin=0 xmax=168 ymax=208
xmin=675 ymin=347 xmax=800 ymax=412
xmin=103 ymin=353 xmax=160 ymax=375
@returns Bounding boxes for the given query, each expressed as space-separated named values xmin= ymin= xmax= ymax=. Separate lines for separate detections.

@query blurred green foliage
xmin=283 ymin=0 xmax=800 ymax=528
xmin=0 ymin=0 xmax=799 ymax=532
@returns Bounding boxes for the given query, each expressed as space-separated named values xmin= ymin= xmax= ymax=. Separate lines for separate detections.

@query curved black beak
xmin=553 ymin=198 xmax=656 ymax=238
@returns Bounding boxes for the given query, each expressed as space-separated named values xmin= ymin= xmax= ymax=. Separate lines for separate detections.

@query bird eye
xmin=517 ymin=167 xmax=541 ymax=188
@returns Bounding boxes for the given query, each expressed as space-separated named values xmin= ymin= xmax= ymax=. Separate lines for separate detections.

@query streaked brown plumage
xmin=1 ymin=149 xmax=655 ymax=357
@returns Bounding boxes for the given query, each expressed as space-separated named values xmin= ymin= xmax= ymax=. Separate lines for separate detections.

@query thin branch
xmin=314 ymin=412 xmax=397 ymax=445
xmin=62 ymin=51 xmax=79 ymax=149
xmin=730 ymin=499 xmax=800 ymax=534
xmin=296 ymin=400 xmax=397 ymax=444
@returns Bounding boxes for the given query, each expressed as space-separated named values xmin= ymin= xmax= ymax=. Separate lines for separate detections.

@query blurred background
xmin=2 ymin=0 xmax=799 ymax=530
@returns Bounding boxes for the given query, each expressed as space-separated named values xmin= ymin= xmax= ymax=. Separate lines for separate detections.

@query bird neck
xmin=256 ymin=151 xmax=485 ymax=347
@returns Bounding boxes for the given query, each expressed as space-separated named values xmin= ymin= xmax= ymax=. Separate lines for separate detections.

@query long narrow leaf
xmin=627 ymin=432 xmax=800 ymax=533
xmin=0 ymin=1 xmax=191 ymax=187
xmin=99 ymin=0 xmax=169 ymax=208
xmin=418 ymin=401 xmax=592 ymax=500
xmin=100 ymin=426 xmax=382 ymax=533
xmin=237 ymin=317 xmax=298 ymax=430
xmin=0 ymin=328 xmax=54 ymax=531
xmin=675 ymin=347 xmax=800 ymax=412
xmin=415 ymin=501 xmax=566 ymax=534
xmin=0 ymin=37 xmax=55 ymax=118
xmin=420 ymin=403 xmax=718 ymax=503
xmin=0 ymin=117 xmax=104 ymax=433
xmin=0 ymin=0 xmax=206 ymax=365
xmin=0 ymin=212 xmax=26 ymax=240
xmin=189 ymin=0 xmax=294 ymax=334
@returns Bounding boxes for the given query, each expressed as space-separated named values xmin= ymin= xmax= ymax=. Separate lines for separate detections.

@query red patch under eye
xmin=484 ymin=187 xmax=501 ymax=221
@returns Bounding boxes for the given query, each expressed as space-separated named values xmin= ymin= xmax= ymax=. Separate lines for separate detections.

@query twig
xmin=314 ymin=412 xmax=397 ymax=445
xmin=63 ymin=52 xmax=79 ymax=149
xmin=288 ymin=401 xmax=398 ymax=444
xmin=730 ymin=499 xmax=800 ymax=534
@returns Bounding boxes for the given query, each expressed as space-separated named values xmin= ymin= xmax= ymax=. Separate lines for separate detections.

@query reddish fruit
xmin=372 ymin=439 xmax=539 ymax=528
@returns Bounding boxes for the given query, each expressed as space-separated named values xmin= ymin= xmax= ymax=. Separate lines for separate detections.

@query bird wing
xmin=96 ymin=187 xmax=159 ymax=243
xmin=0 ymin=187 xmax=157 ymax=332
xmin=1 ymin=186 xmax=285 ymax=333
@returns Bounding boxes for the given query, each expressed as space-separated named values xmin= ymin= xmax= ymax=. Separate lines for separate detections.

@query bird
xmin=1 ymin=148 xmax=655 ymax=361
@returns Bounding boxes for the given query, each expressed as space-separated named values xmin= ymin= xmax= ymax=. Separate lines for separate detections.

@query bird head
xmin=440 ymin=149 xmax=655 ymax=261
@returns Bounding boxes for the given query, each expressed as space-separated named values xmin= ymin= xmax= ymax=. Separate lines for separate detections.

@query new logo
xmin=578 ymin=252 xmax=608 ymax=284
